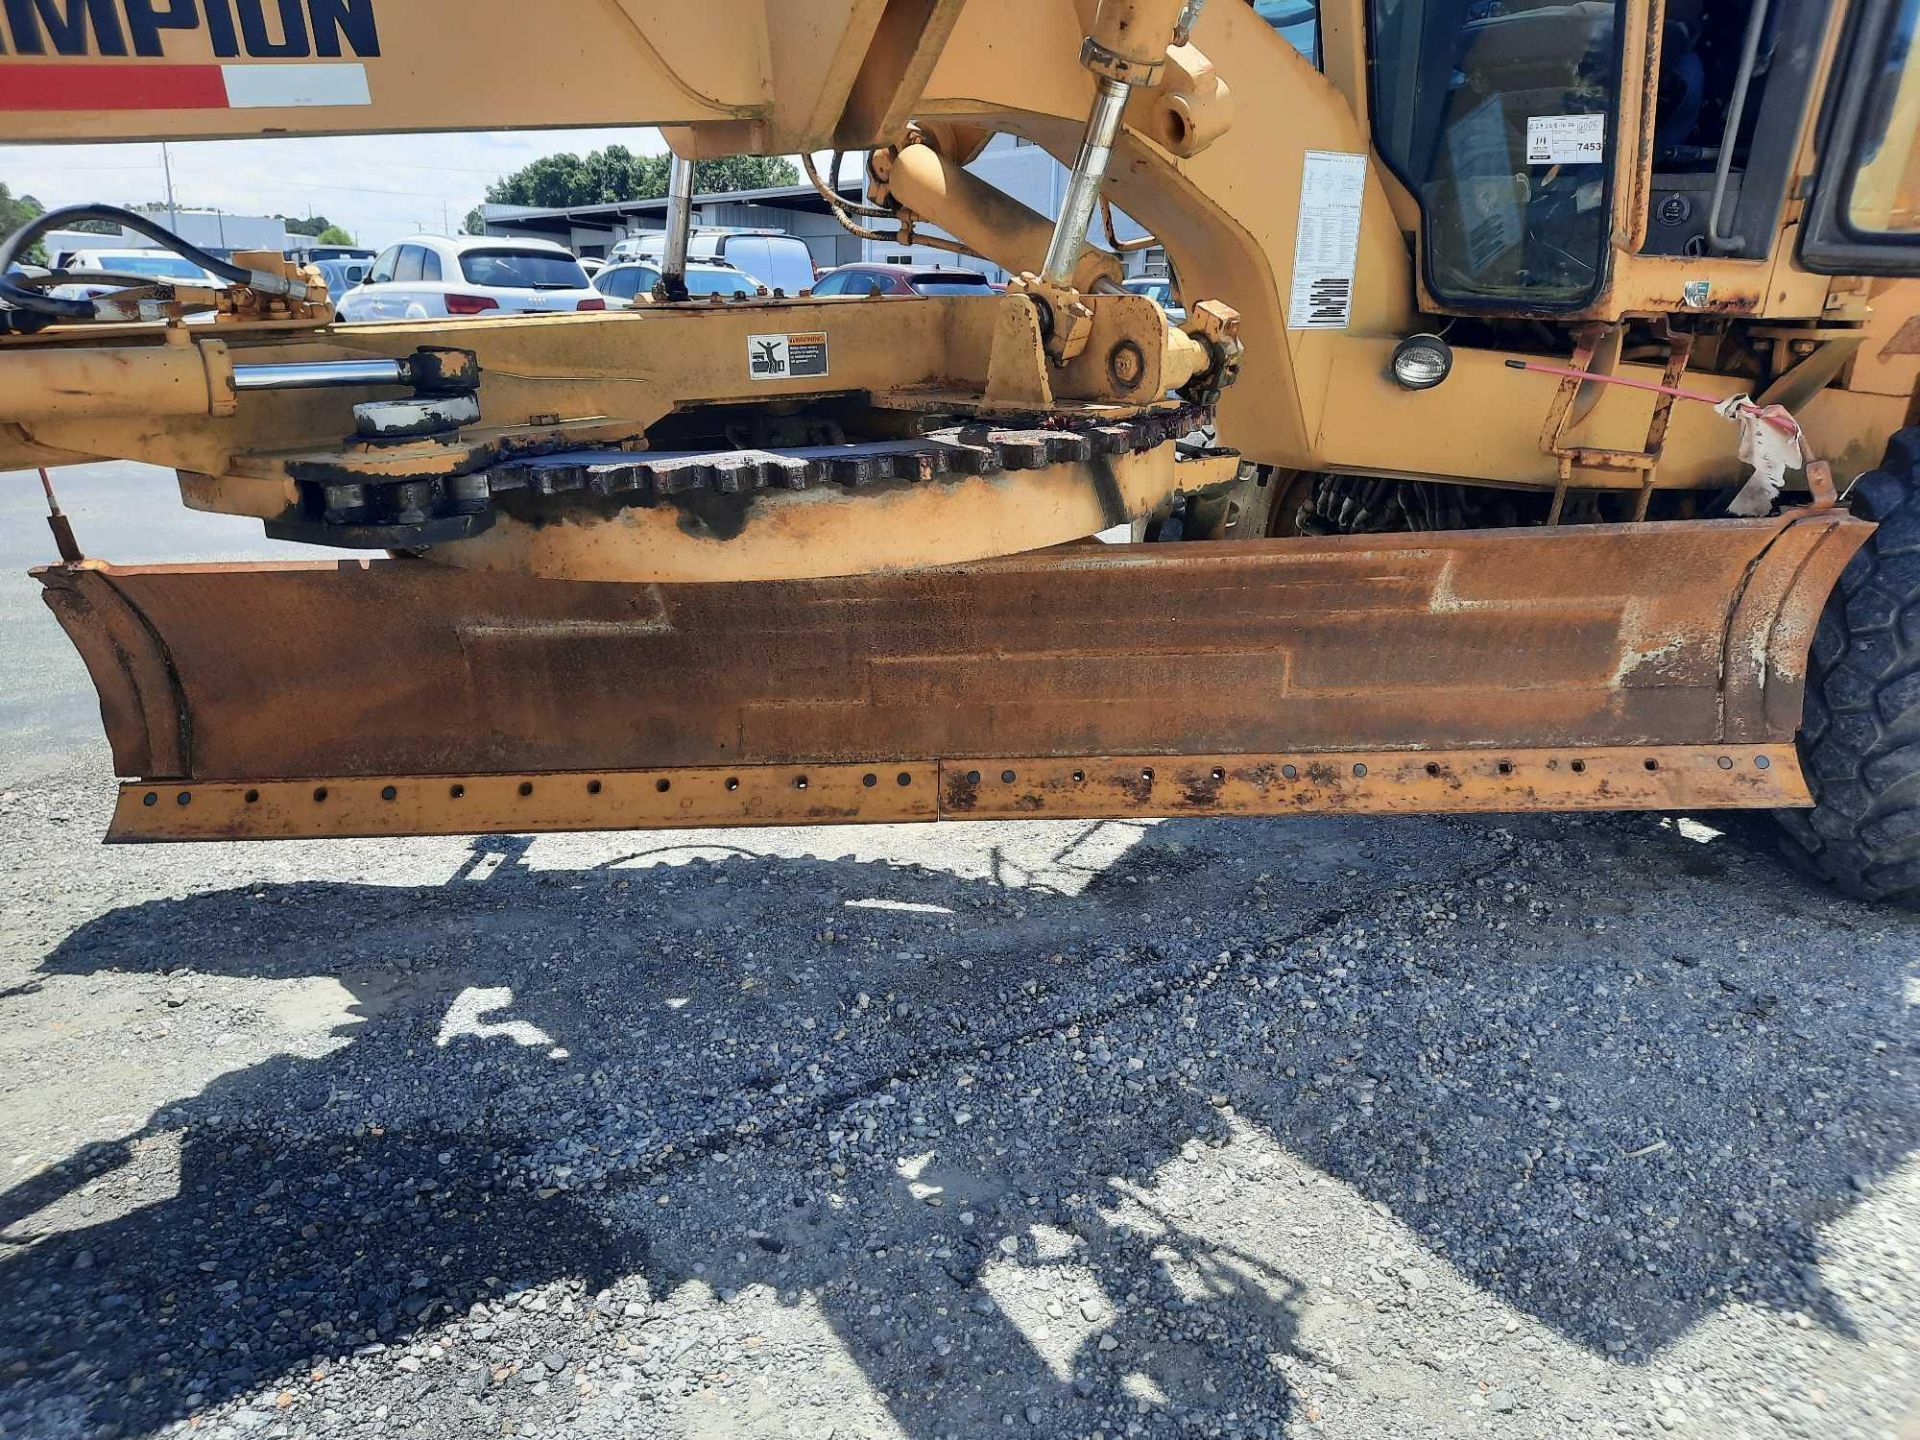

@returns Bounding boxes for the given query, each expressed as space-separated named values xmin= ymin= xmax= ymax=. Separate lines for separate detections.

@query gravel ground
xmin=0 ymin=755 xmax=1914 ymax=1440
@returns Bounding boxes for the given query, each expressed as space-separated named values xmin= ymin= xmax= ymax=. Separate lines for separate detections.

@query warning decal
xmin=1288 ymin=151 xmax=1367 ymax=331
xmin=748 ymin=332 xmax=830 ymax=381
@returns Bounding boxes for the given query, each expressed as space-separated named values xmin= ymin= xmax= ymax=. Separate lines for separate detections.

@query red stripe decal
xmin=2 ymin=63 xmax=229 ymax=111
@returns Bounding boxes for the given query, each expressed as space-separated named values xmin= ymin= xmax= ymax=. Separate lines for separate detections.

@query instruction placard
xmin=748 ymin=331 xmax=829 ymax=381
xmin=1449 ymin=96 xmax=1522 ymax=275
xmin=1526 ymin=113 xmax=1605 ymax=165
xmin=1288 ymin=150 xmax=1368 ymax=330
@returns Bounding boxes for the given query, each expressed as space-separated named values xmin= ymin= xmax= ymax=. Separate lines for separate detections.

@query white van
xmin=610 ymin=228 xmax=816 ymax=294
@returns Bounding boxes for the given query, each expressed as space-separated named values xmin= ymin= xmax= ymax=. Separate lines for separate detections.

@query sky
xmin=0 ymin=128 xmax=674 ymax=248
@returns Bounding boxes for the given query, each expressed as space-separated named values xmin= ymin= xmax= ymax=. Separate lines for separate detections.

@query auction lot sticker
xmin=748 ymin=332 xmax=830 ymax=381
xmin=1527 ymin=114 xmax=1605 ymax=165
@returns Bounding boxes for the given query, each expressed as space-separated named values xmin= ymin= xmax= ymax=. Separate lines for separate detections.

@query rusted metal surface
xmin=105 ymin=744 xmax=1804 ymax=843
xmin=1722 ymin=510 xmax=1864 ymax=742
xmin=110 ymin=764 xmax=939 ymax=843
xmin=37 ymin=561 xmax=190 ymax=779
xmin=1803 ymin=459 xmax=1841 ymax=510
xmin=36 ymin=517 xmax=1867 ymax=827
xmin=939 ymin=745 xmax=1806 ymax=820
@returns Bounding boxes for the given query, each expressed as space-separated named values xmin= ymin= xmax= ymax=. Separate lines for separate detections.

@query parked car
xmin=287 ymin=243 xmax=376 ymax=264
xmin=310 ymin=256 xmax=370 ymax=307
xmin=810 ymin=263 xmax=997 ymax=298
xmin=1123 ymin=274 xmax=1186 ymax=324
xmin=48 ymin=249 xmax=221 ymax=301
xmin=578 ymin=256 xmax=604 ymax=279
xmin=594 ymin=260 xmax=762 ymax=304
xmin=337 ymin=237 xmax=604 ymax=322
xmin=609 ymin=228 xmax=815 ymax=295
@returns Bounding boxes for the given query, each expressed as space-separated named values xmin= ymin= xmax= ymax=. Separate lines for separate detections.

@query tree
xmin=480 ymin=148 xmax=799 ymax=211
xmin=0 ymin=183 xmax=47 ymax=264
xmin=463 ymin=206 xmax=488 ymax=237
xmin=484 ymin=146 xmax=650 ymax=209
xmin=279 ymin=214 xmax=336 ymax=238
xmin=314 ymin=224 xmax=356 ymax=246
xmin=688 ymin=155 xmax=801 ymax=195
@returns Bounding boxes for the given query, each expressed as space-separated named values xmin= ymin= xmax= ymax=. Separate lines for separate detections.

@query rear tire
xmin=1778 ymin=427 xmax=1920 ymax=905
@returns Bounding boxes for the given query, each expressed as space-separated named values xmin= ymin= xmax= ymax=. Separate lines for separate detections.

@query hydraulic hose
xmin=0 ymin=203 xmax=309 ymax=322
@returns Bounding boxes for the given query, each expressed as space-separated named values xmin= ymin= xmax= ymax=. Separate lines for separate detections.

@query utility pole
xmin=160 ymin=142 xmax=179 ymax=235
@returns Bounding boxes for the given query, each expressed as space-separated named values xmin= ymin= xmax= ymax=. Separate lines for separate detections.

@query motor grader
xmin=1 ymin=0 xmax=1917 ymax=901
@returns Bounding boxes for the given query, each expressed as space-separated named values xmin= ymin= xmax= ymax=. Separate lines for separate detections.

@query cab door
xmin=1802 ymin=0 xmax=1920 ymax=273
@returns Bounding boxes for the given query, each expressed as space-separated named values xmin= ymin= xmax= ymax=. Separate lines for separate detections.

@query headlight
xmin=1390 ymin=333 xmax=1453 ymax=390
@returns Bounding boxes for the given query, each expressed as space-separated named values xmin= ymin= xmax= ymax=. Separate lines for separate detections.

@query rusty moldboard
xmin=36 ymin=514 xmax=1869 ymax=838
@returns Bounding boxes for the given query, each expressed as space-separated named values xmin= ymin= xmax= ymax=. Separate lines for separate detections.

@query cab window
xmin=1255 ymin=0 xmax=1321 ymax=67
xmin=368 ymin=247 xmax=398 ymax=285
xmin=1848 ymin=0 xmax=1920 ymax=236
xmin=1368 ymin=0 xmax=1626 ymax=309
xmin=1803 ymin=0 xmax=1920 ymax=272
xmin=1641 ymin=0 xmax=1836 ymax=262
xmin=394 ymin=246 xmax=425 ymax=284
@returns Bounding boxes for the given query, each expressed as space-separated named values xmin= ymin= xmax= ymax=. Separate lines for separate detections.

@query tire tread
xmin=1779 ymin=427 xmax=1920 ymax=905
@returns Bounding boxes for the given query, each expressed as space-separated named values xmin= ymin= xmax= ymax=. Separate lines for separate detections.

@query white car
xmin=337 ymin=236 xmax=605 ymax=322
xmin=50 ymin=248 xmax=221 ymax=301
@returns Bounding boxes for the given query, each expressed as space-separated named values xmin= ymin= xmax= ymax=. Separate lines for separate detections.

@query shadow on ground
xmin=0 ymin=811 xmax=1913 ymax=1437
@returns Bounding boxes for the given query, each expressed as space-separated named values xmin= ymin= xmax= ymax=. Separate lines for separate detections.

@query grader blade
xmin=35 ymin=512 xmax=1867 ymax=843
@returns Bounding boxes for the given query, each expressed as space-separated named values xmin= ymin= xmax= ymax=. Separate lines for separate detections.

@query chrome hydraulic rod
xmin=1042 ymin=0 xmax=1189 ymax=286
xmin=232 ymin=358 xmax=409 ymax=391
xmin=657 ymin=151 xmax=696 ymax=302
xmin=1042 ymin=76 xmax=1132 ymax=286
